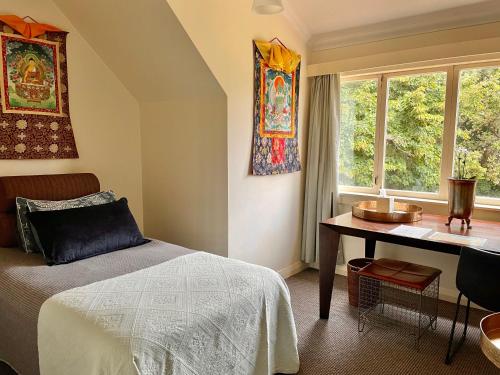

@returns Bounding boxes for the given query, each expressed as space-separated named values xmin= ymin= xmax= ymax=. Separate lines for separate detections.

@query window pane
xmin=456 ymin=67 xmax=500 ymax=199
xmin=383 ymin=72 xmax=447 ymax=192
xmin=339 ymin=79 xmax=377 ymax=187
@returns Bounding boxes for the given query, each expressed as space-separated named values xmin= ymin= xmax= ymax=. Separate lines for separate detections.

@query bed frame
xmin=0 ymin=173 xmax=100 ymax=247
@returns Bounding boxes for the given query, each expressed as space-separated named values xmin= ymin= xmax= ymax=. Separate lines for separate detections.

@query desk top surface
xmin=323 ymin=213 xmax=500 ymax=252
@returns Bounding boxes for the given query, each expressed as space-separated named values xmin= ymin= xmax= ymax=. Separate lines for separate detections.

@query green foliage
xmin=339 ymin=80 xmax=377 ymax=187
xmin=339 ymin=67 xmax=500 ymax=199
xmin=455 ymin=67 xmax=500 ymax=198
xmin=384 ymin=73 xmax=446 ymax=192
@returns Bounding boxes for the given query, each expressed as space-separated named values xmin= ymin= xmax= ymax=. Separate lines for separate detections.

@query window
xmin=339 ymin=78 xmax=377 ymax=188
xmin=339 ymin=62 xmax=500 ymax=205
xmin=384 ymin=72 xmax=447 ymax=193
xmin=455 ymin=67 xmax=500 ymax=199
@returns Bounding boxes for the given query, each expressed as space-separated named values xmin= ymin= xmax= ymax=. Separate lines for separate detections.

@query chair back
xmin=456 ymin=247 xmax=500 ymax=312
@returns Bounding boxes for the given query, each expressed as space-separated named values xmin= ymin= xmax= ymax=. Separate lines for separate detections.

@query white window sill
xmin=338 ymin=191 xmax=500 ymax=214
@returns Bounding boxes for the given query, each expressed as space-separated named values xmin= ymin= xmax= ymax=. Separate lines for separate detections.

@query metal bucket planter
xmin=446 ymin=178 xmax=477 ymax=229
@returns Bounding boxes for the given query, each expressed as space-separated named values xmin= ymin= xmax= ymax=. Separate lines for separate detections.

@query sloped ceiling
xmin=52 ymin=0 xmax=224 ymax=101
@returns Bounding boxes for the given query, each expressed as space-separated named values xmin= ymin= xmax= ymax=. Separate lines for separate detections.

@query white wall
xmin=167 ymin=0 xmax=310 ymax=273
xmin=54 ymin=0 xmax=229 ymax=256
xmin=141 ymin=98 xmax=227 ymax=256
xmin=55 ymin=0 xmax=309 ymax=267
xmin=54 ymin=0 xmax=307 ymax=269
xmin=0 ymin=0 xmax=144 ymax=227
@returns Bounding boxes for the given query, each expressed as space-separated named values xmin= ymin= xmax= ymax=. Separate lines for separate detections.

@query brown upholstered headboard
xmin=0 ymin=173 xmax=100 ymax=248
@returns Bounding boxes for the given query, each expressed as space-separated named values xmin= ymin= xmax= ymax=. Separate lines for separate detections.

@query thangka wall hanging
xmin=0 ymin=15 xmax=78 ymax=159
xmin=252 ymin=39 xmax=301 ymax=175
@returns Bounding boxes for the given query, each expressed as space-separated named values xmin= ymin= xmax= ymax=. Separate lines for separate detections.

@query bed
xmin=0 ymin=173 xmax=299 ymax=375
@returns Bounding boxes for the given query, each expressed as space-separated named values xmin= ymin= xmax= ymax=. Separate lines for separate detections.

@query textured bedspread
xmin=38 ymin=252 xmax=299 ymax=375
xmin=0 ymin=240 xmax=193 ymax=375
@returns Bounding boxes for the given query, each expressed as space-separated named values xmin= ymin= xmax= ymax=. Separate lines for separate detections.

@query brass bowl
xmin=480 ymin=313 xmax=500 ymax=368
xmin=352 ymin=201 xmax=423 ymax=223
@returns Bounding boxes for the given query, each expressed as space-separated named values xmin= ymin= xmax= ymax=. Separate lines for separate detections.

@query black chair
xmin=445 ymin=246 xmax=500 ymax=364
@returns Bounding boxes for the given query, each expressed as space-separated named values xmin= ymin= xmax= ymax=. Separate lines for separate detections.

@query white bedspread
xmin=38 ymin=252 xmax=300 ymax=375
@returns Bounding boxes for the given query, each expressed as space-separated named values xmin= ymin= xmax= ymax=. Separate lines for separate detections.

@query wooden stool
xmin=358 ymin=258 xmax=442 ymax=349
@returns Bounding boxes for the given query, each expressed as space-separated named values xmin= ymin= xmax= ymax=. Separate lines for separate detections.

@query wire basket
xmin=347 ymin=258 xmax=374 ymax=307
xmin=358 ymin=275 xmax=440 ymax=349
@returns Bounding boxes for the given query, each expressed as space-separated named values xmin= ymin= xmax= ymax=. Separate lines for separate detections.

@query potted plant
xmin=446 ymin=147 xmax=477 ymax=229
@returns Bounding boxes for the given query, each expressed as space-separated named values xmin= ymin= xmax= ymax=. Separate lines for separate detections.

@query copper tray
xmin=481 ymin=313 xmax=500 ymax=368
xmin=352 ymin=201 xmax=422 ymax=223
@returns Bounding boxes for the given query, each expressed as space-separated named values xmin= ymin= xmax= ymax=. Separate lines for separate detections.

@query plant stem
xmin=463 ymin=155 xmax=467 ymax=179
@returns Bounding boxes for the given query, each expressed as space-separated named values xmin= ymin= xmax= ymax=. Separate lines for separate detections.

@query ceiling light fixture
xmin=252 ymin=0 xmax=284 ymax=15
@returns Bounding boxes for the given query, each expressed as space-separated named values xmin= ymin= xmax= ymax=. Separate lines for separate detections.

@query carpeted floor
xmin=1 ymin=269 xmax=498 ymax=375
xmin=286 ymin=269 xmax=499 ymax=375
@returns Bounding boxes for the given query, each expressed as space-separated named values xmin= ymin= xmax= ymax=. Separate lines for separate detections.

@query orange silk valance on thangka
xmin=252 ymin=40 xmax=301 ymax=175
xmin=0 ymin=15 xmax=78 ymax=159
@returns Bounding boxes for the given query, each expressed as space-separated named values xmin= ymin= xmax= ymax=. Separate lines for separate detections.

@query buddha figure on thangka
xmin=18 ymin=56 xmax=51 ymax=101
xmin=1 ymin=33 xmax=61 ymax=115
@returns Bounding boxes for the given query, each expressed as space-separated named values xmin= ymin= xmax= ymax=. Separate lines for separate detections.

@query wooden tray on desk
xmin=352 ymin=201 xmax=423 ymax=223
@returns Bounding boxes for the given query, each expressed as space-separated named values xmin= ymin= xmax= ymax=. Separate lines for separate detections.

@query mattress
xmin=0 ymin=240 xmax=193 ymax=375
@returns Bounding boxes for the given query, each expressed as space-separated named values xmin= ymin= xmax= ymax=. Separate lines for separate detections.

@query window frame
xmin=339 ymin=61 xmax=500 ymax=207
xmin=338 ymin=74 xmax=381 ymax=195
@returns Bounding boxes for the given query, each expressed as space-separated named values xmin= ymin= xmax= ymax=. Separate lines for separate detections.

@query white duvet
xmin=38 ymin=252 xmax=300 ymax=375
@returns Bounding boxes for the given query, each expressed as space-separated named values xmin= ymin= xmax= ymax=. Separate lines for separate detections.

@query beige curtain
xmin=301 ymin=74 xmax=343 ymax=264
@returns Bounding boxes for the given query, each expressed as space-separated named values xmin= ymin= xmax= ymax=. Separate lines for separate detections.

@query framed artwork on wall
xmin=0 ymin=33 xmax=63 ymax=116
xmin=258 ymin=62 xmax=296 ymax=139
xmin=252 ymin=39 xmax=301 ymax=175
xmin=0 ymin=15 xmax=78 ymax=160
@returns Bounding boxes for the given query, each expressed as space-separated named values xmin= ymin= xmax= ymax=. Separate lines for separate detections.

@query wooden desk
xmin=319 ymin=212 xmax=500 ymax=319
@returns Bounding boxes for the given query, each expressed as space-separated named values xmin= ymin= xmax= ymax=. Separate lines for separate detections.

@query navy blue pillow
xmin=27 ymin=198 xmax=149 ymax=266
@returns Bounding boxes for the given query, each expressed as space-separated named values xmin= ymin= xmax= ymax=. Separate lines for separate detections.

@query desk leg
xmin=319 ymin=224 xmax=340 ymax=319
xmin=365 ymin=239 xmax=376 ymax=258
